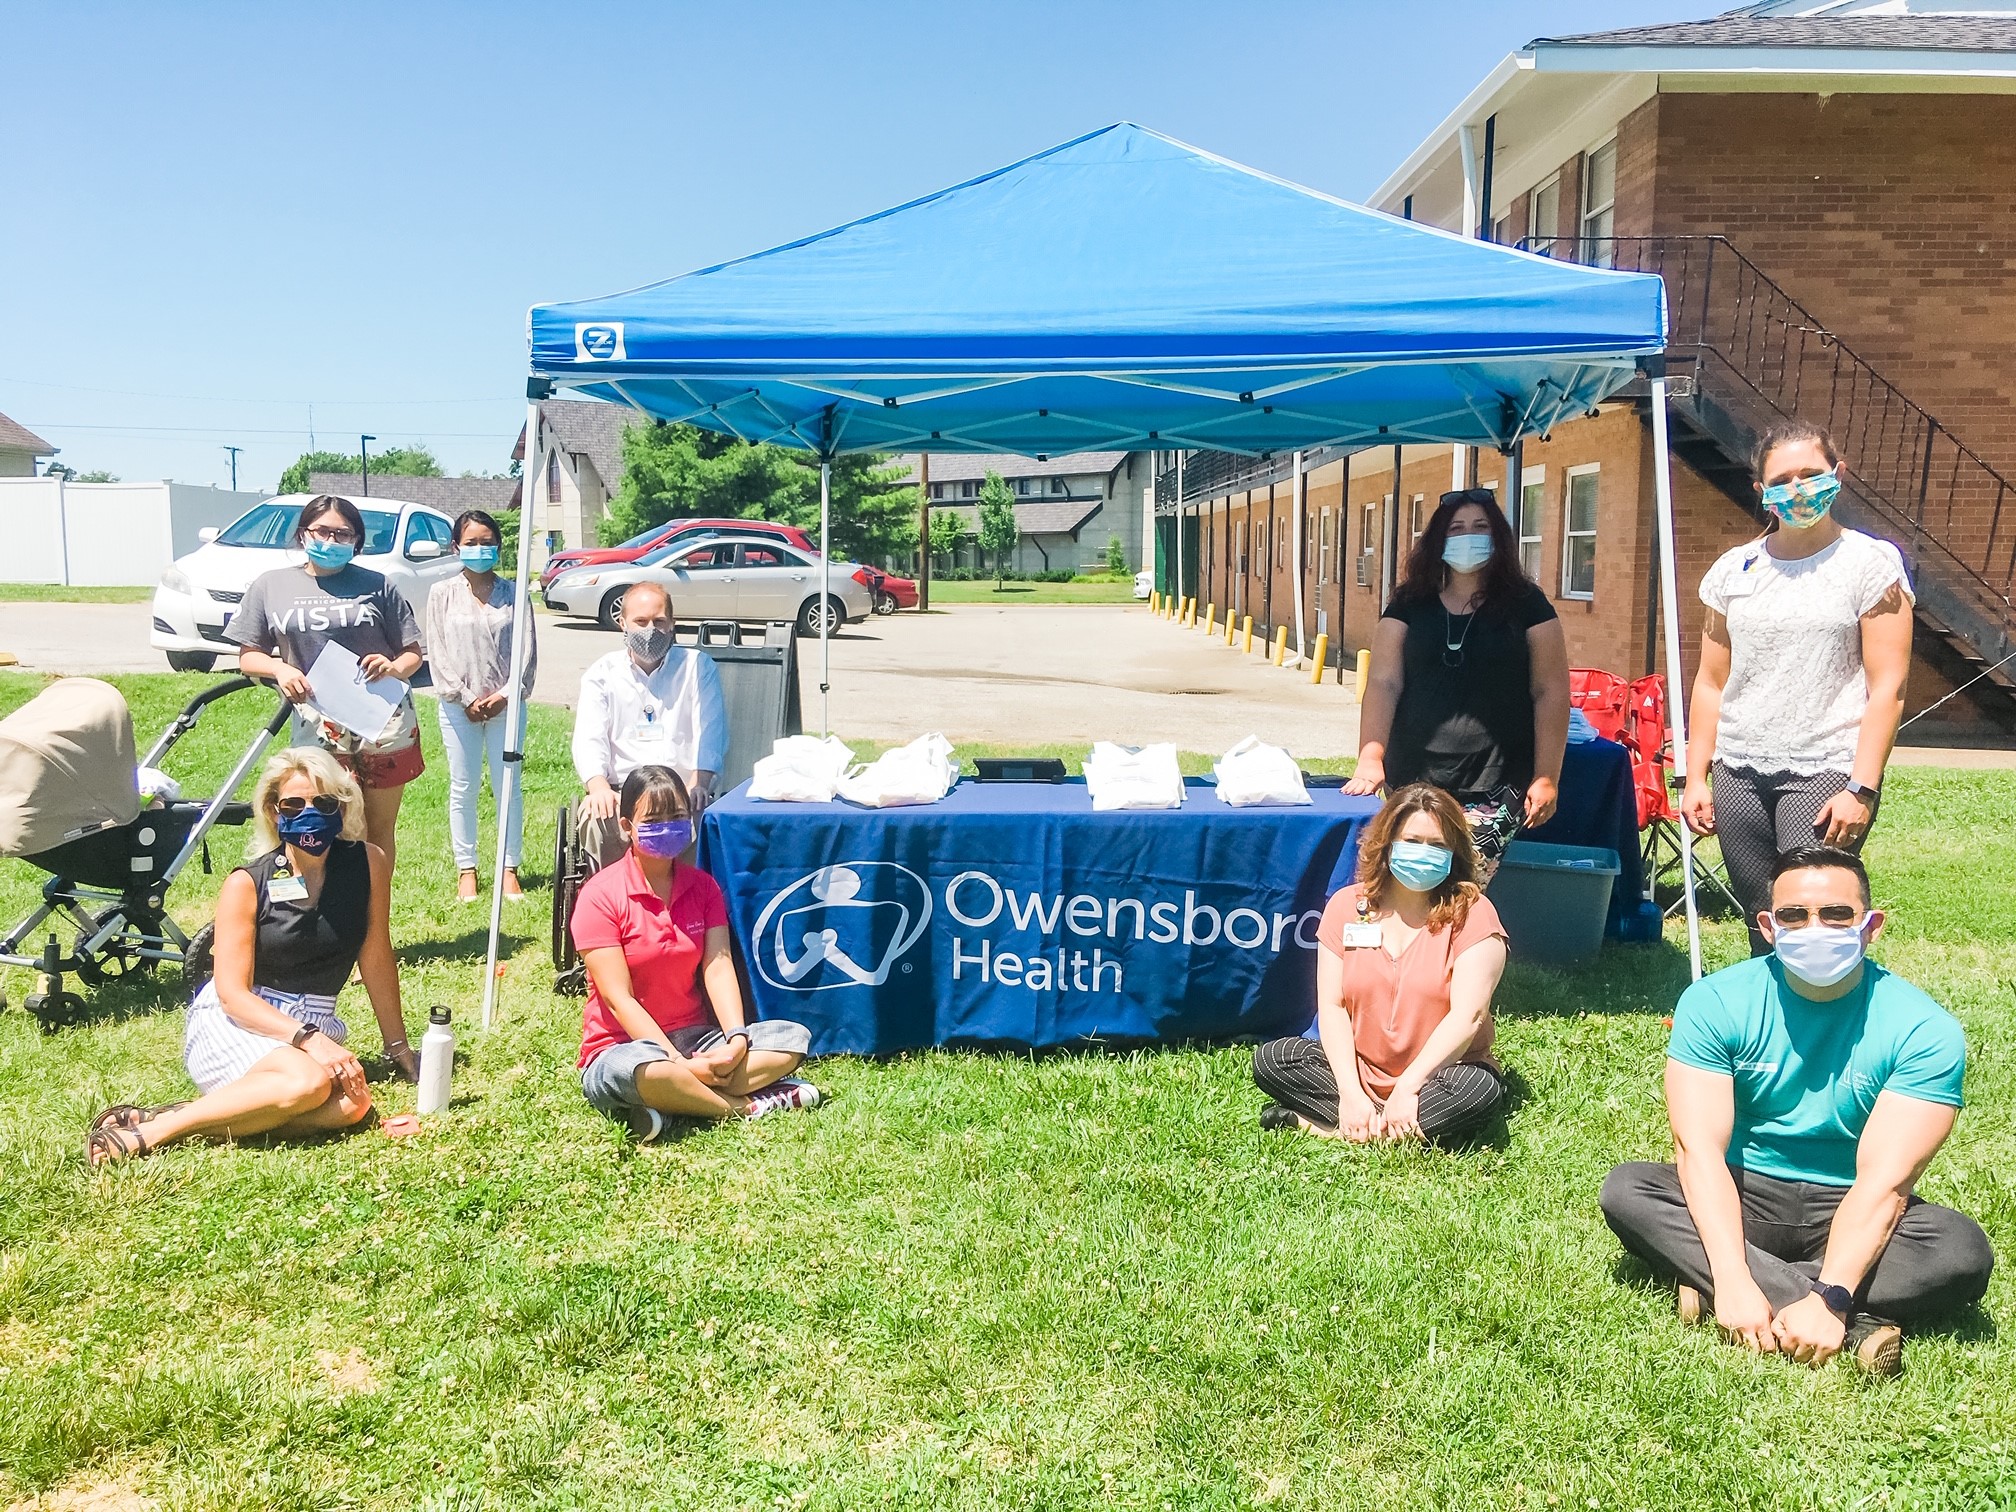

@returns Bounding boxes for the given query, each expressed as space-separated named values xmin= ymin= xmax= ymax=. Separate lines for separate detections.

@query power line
xmin=26 ymin=421 xmax=510 ymax=438
xmin=0 ymin=375 xmax=517 ymax=406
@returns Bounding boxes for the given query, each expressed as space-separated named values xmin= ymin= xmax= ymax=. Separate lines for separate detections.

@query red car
xmin=858 ymin=566 xmax=919 ymax=613
xmin=539 ymin=517 xmax=817 ymax=588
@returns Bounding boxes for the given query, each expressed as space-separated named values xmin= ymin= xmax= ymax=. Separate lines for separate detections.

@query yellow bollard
xmin=1273 ymin=626 xmax=1288 ymax=666
xmin=1149 ymin=591 xmax=1159 ymax=615
xmin=1183 ymin=597 xmax=1195 ymax=627
xmin=1225 ymin=611 xmax=1237 ymax=646
xmin=1241 ymin=615 xmax=1254 ymax=654
xmin=1356 ymin=647 xmax=1371 ymax=701
xmin=1309 ymin=632 xmax=1329 ymax=685
xmin=1204 ymin=603 xmax=1216 ymax=636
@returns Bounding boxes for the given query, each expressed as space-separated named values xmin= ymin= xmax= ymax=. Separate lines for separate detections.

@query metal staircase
xmin=1563 ymin=235 xmax=2016 ymax=728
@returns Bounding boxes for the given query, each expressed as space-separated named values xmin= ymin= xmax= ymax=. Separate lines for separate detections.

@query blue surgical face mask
xmin=1388 ymin=839 xmax=1454 ymax=893
xmin=302 ymin=537 xmax=355 ymax=571
xmin=1761 ymin=469 xmax=1840 ymax=528
xmin=1442 ymin=533 xmax=1494 ymax=573
xmin=459 ymin=544 xmax=500 ymax=573
xmin=632 ymin=818 xmax=694 ymax=858
xmin=1773 ymin=920 xmax=1867 ymax=988
xmin=277 ymin=806 xmax=341 ymax=856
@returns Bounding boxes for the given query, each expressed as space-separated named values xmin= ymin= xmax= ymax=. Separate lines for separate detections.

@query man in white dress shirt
xmin=571 ymin=580 xmax=728 ymax=868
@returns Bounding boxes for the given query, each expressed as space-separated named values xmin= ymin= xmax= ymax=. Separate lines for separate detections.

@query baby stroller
xmin=0 ymin=676 xmax=290 ymax=1029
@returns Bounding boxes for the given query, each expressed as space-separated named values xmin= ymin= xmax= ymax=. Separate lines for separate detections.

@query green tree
xmin=1104 ymin=532 xmax=1128 ymax=575
xmin=928 ymin=508 xmax=968 ymax=571
xmin=278 ymin=445 xmax=442 ymax=494
xmin=600 ymin=421 xmax=920 ymax=562
xmin=977 ymin=470 xmax=1020 ymax=588
xmin=76 ymin=469 xmax=120 ymax=483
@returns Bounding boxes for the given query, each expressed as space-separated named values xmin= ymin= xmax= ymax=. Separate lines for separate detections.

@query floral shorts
xmin=295 ymin=696 xmax=425 ymax=791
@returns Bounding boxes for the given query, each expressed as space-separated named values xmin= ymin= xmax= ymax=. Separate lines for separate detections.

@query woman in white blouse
xmin=424 ymin=510 xmax=538 ymax=902
xmin=1682 ymin=420 xmax=1913 ymax=954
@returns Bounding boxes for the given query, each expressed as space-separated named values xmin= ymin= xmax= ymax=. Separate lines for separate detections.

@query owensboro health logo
xmin=573 ymin=322 xmax=625 ymax=361
xmin=752 ymin=864 xmax=932 ymax=992
xmin=751 ymin=861 xmax=1323 ymax=995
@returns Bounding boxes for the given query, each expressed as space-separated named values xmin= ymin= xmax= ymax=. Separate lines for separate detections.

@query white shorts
xmin=183 ymin=980 xmax=346 ymax=1093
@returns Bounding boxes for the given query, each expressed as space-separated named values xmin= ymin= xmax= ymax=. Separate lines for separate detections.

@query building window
xmin=929 ymin=482 xmax=944 ymax=500
xmin=961 ymin=480 xmax=978 ymax=499
xmin=546 ymin=449 xmax=561 ymax=503
xmin=1409 ymin=494 xmax=1425 ymax=543
xmin=1490 ymin=209 xmax=1511 ymax=246
xmin=1318 ymin=506 xmax=1333 ymax=585
xmin=1518 ymin=466 xmax=1546 ymax=580
xmin=1052 ymin=478 xmax=1069 ymax=496
xmin=1015 ymin=477 xmax=1032 ymax=496
xmin=1581 ymin=141 xmax=1617 ymax=267
xmin=1528 ymin=175 xmax=1560 ymax=257
xmin=1561 ymin=464 xmax=1600 ymax=599
xmin=1358 ymin=500 xmax=1377 ymax=588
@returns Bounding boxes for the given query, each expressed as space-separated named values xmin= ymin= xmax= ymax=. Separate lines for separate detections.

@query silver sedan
xmin=541 ymin=534 xmax=873 ymax=635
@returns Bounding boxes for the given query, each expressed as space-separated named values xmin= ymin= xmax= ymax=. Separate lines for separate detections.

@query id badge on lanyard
xmin=631 ymin=700 xmax=670 ymax=746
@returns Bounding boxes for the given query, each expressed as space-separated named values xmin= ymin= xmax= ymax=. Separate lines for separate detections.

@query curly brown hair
xmin=1354 ymin=783 xmax=1483 ymax=934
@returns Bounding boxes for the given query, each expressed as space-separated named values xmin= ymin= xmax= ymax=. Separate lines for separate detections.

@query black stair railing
xmin=1537 ymin=235 xmax=2015 ymax=653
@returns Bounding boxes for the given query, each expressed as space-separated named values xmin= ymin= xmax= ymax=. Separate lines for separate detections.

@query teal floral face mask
xmin=1761 ymin=469 xmax=1840 ymax=528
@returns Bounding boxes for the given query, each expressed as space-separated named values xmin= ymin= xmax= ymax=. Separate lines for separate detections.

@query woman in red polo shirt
xmin=571 ymin=764 xmax=819 ymax=1141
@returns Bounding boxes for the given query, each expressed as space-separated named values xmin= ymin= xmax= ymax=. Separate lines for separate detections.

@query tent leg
xmin=1650 ymin=375 xmax=1703 ymax=982
xmin=819 ymin=459 xmax=831 ymax=737
xmin=481 ymin=397 xmax=543 ymax=1030
xmin=1289 ymin=450 xmax=1307 ymax=662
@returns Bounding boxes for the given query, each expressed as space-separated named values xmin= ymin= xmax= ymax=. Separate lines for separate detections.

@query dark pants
xmin=1710 ymin=762 xmax=1875 ymax=956
xmin=1600 ymin=1161 xmax=1993 ymax=1325
xmin=1252 ymin=1036 xmax=1505 ymax=1144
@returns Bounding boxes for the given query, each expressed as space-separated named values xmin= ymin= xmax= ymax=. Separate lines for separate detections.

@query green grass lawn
xmin=0 ymin=583 xmax=156 ymax=604
xmin=926 ymin=580 xmax=1142 ymax=606
xmin=1 ymin=673 xmax=2010 ymax=1509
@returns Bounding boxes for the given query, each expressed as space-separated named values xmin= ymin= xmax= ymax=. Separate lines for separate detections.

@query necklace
xmin=1442 ymin=600 xmax=1480 ymax=667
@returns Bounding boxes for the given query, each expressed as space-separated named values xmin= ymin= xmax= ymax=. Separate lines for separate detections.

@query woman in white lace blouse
xmin=424 ymin=510 xmax=538 ymax=902
xmin=1681 ymin=420 xmax=1913 ymax=954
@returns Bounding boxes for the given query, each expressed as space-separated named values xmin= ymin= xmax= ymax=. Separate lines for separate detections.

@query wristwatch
xmin=1845 ymin=780 xmax=1880 ymax=803
xmin=1811 ymin=1281 xmax=1854 ymax=1320
xmin=290 ymin=1022 xmax=322 ymax=1049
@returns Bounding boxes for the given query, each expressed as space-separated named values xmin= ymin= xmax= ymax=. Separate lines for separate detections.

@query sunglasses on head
xmin=276 ymin=794 xmax=342 ymax=817
xmin=1772 ymin=903 xmax=1863 ymax=927
xmin=1440 ymin=487 xmax=1498 ymax=508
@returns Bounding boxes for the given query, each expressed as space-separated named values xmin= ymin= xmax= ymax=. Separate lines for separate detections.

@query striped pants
xmin=1252 ymin=1036 xmax=1505 ymax=1144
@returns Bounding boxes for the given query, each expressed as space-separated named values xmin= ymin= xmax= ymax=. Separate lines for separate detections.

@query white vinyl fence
xmin=0 ymin=479 xmax=265 ymax=586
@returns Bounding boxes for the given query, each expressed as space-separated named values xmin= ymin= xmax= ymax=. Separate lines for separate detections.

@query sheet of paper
xmin=305 ymin=641 xmax=406 ymax=741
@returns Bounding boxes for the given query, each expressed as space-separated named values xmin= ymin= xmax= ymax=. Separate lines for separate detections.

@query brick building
xmin=1175 ymin=0 xmax=2016 ymax=737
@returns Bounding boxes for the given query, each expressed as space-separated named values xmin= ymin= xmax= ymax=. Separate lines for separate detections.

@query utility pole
xmin=918 ymin=452 xmax=931 ymax=611
xmin=359 ymin=435 xmax=376 ymax=497
xmin=221 ymin=445 xmax=242 ymax=491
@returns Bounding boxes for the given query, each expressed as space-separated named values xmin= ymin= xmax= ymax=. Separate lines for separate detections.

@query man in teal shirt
xmin=1601 ymin=846 xmax=1992 ymax=1374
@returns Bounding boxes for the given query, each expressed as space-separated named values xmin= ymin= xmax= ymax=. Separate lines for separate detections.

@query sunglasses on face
xmin=1772 ymin=903 xmax=1863 ymax=927
xmin=276 ymin=794 xmax=342 ymax=817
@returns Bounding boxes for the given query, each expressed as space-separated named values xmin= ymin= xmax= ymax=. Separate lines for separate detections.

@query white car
xmin=1133 ymin=570 xmax=1154 ymax=600
xmin=150 ymin=492 xmax=463 ymax=673
xmin=543 ymin=534 xmax=872 ymax=636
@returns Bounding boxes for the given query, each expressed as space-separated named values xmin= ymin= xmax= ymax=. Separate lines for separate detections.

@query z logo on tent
xmin=574 ymin=323 xmax=625 ymax=362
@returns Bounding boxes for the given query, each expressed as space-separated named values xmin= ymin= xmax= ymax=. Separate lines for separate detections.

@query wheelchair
xmin=547 ymin=618 xmax=803 ymax=996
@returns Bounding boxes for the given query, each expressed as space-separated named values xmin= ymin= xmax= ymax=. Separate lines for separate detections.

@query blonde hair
xmin=248 ymin=746 xmax=366 ymax=856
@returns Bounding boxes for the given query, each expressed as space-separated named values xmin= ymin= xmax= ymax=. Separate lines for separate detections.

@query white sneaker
xmin=743 ymin=1079 xmax=821 ymax=1120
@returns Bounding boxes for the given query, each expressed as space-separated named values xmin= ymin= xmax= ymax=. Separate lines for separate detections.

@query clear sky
xmin=4 ymin=1 xmax=1717 ymax=492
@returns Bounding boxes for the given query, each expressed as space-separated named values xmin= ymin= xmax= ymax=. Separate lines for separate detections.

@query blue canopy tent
xmin=486 ymin=124 xmax=1704 ymax=1025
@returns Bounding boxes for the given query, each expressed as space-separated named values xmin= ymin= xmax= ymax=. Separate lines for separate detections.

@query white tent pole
xmin=1289 ymin=449 xmax=1307 ymax=662
xmin=1650 ymin=373 xmax=1703 ymax=981
xmin=1174 ymin=452 xmax=1185 ymax=607
xmin=819 ymin=458 xmax=831 ymax=736
xmin=481 ymin=395 xmax=543 ymax=1030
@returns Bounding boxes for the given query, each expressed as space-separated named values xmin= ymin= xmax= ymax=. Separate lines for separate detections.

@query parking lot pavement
xmin=4 ymin=598 xmax=1360 ymax=758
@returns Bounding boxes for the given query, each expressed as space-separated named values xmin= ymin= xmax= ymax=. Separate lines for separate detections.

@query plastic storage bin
xmin=1484 ymin=840 xmax=1620 ymax=966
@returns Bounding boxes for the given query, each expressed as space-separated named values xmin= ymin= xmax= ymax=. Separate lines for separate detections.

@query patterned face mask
xmin=1760 ymin=469 xmax=1840 ymax=528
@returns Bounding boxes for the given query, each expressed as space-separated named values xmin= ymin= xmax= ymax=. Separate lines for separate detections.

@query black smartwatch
xmin=1812 ymin=1281 xmax=1854 ymax=1321
xmin=1845 ymin=780 xmax=1880 ymax=803
xmin=290 ymin=1022 xmax=322 ymax=1049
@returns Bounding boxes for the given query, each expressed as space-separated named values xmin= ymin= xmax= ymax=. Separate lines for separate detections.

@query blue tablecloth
xmin=701 ymin=778 xmax=1378 ymax=1055
xmin=1522 ymin=736 xmax=1645 ymax=935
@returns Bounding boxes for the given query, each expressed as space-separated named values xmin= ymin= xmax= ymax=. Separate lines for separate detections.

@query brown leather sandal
xmin=86 ymin=1123 xmax=151 ymax=1167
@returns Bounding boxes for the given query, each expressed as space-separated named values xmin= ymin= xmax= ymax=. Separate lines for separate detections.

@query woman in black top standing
xmin=87 ymin=748 xmax=417 ymax=1164
xmin=1346 ymin=488 xmax=1570 ymax=877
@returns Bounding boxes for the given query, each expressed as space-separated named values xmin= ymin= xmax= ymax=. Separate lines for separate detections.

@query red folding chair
xmin=1625 ymin=674 xmax=1744 ymax=916
xmin=1568 ymin=667 xmax=1630 ymax=743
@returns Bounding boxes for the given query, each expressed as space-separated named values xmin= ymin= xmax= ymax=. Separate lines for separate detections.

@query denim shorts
xmin=580 ymin=1020 xmax=813 ymax=1114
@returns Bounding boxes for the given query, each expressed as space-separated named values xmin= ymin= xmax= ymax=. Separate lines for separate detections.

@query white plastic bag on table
xmin=836 ymin=732 xmax=958 ymax=808
xmin=748 ymin=734 xmax=855 ymax=803
xmin=1212 ymin=736 xmax=1311 ymax=807
xmin=1082 ymin=741 xmax=1185 ymax=811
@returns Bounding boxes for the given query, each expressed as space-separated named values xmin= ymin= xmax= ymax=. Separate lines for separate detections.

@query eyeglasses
xmin=1439 ymin=487 xmax=1499 ymax=508
xmin=304 ymin=526 xmax=357 ymax=544
xmin=276 ymin=794 xmax=342 ymax=817
xmin=1772 ymin=903 xmax=1863 ymax=927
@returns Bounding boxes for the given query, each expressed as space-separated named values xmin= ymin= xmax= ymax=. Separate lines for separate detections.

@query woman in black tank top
xmin=87 ymin=748 xmax=416 ymax=1165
